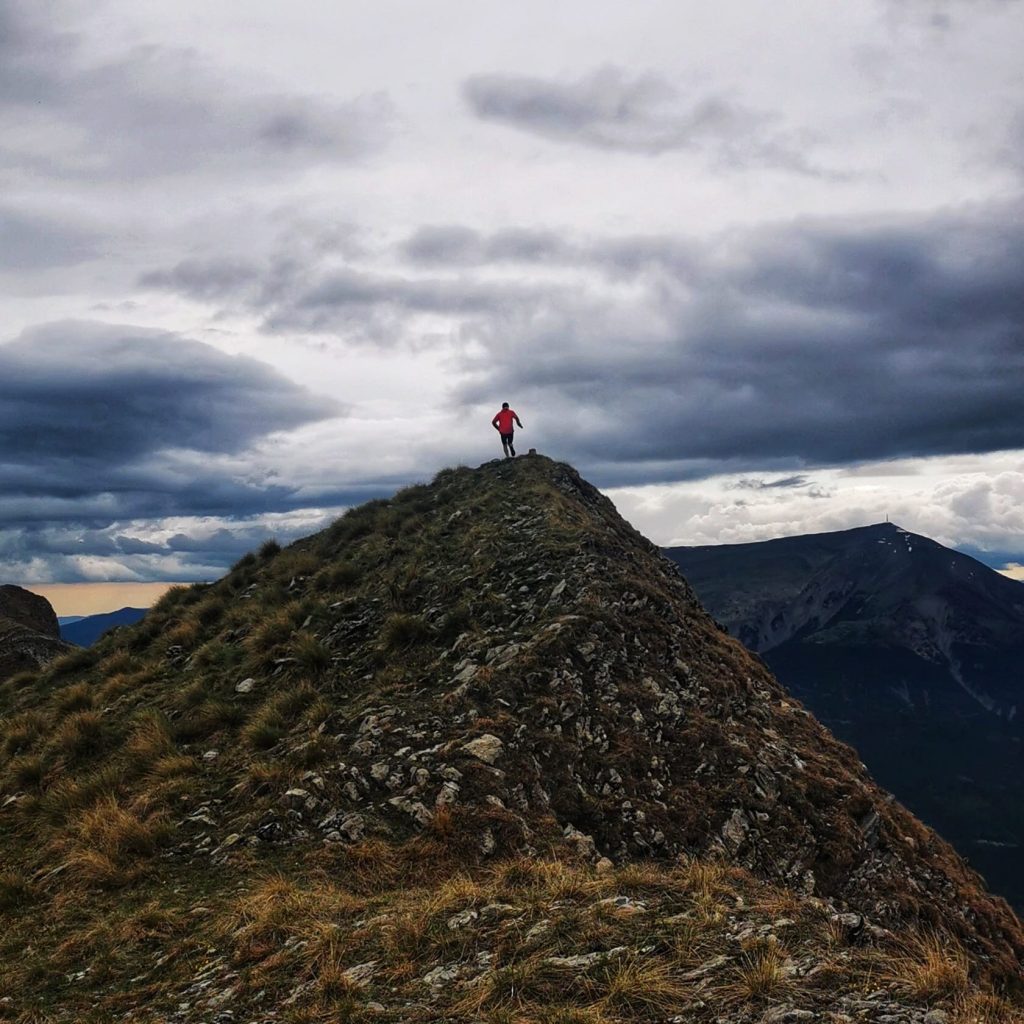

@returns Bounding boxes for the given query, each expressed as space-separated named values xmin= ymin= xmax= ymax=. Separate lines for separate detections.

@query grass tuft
xmin=47 ymin=709 xmax=108 ymax=762
xmin=0 ymin=869 xmax=33 ymax=911
xmin=291 ymin=631 xmax=332 ymax=675
xmin=718 ymin=944 xmax=792 ymax=1005
xmin=380 ymin=613 xmax=431 ymax=651
xmin=881 ymin=930 xmax=971 ymax=1002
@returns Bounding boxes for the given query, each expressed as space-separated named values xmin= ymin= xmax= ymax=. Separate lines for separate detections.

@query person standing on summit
xmin=492 ymin=402 xmax=523 ymax=458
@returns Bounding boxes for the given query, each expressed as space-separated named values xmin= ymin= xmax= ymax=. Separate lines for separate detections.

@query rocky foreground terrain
xmin=0 ymin=584 xmax=71 ymax=682
xmin=0 ymin=457 xmax=1021 ymax=1022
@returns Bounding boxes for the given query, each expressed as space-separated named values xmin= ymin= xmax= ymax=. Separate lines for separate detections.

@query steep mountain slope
xmin=61 ymin=606 xmax=148 ymax=647
xmin=1 ymin=461 xmax=1021 ymax=1022
xmin=0 ymin=585 xmax=71 ymax=681
xmin=667 ymin=524 xmax=1024 ymax=908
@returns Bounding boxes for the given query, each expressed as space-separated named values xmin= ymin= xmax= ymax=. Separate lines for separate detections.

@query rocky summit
xmin=0 ymin=584 xmax=70 ymax=682
xmin=0 ymin=456 xmax=1021 ymax=1023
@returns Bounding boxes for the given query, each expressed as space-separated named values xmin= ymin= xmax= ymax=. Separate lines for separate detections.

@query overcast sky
xmin=3 ymin=0 xmax=1024 ymax=603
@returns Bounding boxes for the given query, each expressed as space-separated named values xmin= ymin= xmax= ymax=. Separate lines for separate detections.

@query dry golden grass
xmin=593 ymin=955 xmax=691 ymax=1015
xmin=98 ymin=648 xmax=135 ymax=676
xmin=1 ymin=669 xmax=39 ymax=692
xmin=123 ymin=711 xmax=175 ymax=768
xmin=750 ymin=886 xmax=805 ymax=920
xmin=290 ymin=631 xmax=332 ymax=675
xmin=380 ymin=612 xmax=432 ymax=650
xmin=71 ymin=797 xmax=171 ymax=860
xmin=42 ymin=763 xmax=123 ymax=820
xmin=54 ymin=681 xmax=95 ymax=714
xmin=273 ymin=550 xmax=321 ymax=581
xmin=951 ymin=992 xmax=1024 ymax=1024
xmin=162 ymin=617 xmax=203 ymax=650
xmin=612 ymin=861 xmax=672 ymax=895
xmin=63 ymin=848 xmax=138 ymax=889
xmin=48 ymin=646 xmax=98 ymax=677
xmin=95 ymin=671 xmax=135 ymax=703
xmin=3 ymin=752 xmax=45 ymax=790
xmin=46 ymin=709 xmax=107 ymax=762
xmin=495 ymin=859 xmax=605 ymax=907
xmin=246 ymin=602 xmax=307 ymax=654
xmin=0 ymin=711 xmax=46 ymax=762
xmin=329 ymin=840 xmax=406 ymax=895
xmin=191 ymin=637 xmax=233 ymax=669
xmin=452 ymin=955 xmax=551 ymax=1015
xmin=2 ymin=837 xmax=1013 ymax=1023
xmin=676 ymin=855 xmax=730 ymax=901
xmin=224 ymin=875 xmax=364 ymax=962
xmin=176 ymin=676 xmax=211 ymax=709
xmin=717 ymin=944 xmax=793 ymax=1005
xmin=880 ymin=930 xmax=971 ymax=1002
xmin=179 ymin=698 xmax=245 ymax=740
xmin=144 ymin=753 xmax=198 ymax=780
xmin=236 ymin=759 xmax=298 ymax=797
xmin=240 ymin=684 xmax=319 ymax=750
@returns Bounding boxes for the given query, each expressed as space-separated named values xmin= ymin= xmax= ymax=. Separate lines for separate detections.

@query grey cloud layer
xmin=0 ymin=1 xmax=390 ymax=184
xmin=0 ymin=206 xmax=98 ymax=270
xmin=0 ymin=321 xmax=338 ymax=463
xmin=462 ymin=66 xmax=831 ymax=175
xmin=483 ymin=208 xmax=1024 ymax=473
xmin=0 ymin=321 xmax=340 ymax=519
xmin=142 ymin=202 xmax=1024 ymax=482
xmin=0 ymin=517 xmax=333 ymax=584
xmin=0 ymin=320 xmax=352 ymax=579
xmin=141 ymin=257 xmax=557 ymax=339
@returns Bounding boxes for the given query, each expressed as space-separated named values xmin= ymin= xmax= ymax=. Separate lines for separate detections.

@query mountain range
xmin=667 ymin=522 xmax=1024 ymax=909
xmin=60 ymin=607 xmax=148 ymax=647
xmin=0 ymin=464 xmax=1021 ymax=1021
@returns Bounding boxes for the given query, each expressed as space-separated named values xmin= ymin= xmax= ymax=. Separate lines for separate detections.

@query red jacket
xmin=493 ymin=408 xmax=519 ymax=433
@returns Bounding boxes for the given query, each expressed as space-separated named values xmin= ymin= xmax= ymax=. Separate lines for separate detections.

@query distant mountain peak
xmin=668 ymin=523 xmax=1024 ymax=911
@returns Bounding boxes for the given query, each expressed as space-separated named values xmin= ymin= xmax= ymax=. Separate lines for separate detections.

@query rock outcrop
xmin=0 ymin=584 xmax=69 ymax=680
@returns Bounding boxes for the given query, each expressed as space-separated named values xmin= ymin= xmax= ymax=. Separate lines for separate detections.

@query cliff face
xmin=0 ymin=585 xmax=61 ymax=640
xmin=0 ymin=459 xmax=1020 ymax=1021
xmin=0 ymin=584 xmax=69 ymax=681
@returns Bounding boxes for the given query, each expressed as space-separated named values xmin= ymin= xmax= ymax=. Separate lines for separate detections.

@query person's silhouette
xmin=491 ymin=402 xmax=523 ymax=458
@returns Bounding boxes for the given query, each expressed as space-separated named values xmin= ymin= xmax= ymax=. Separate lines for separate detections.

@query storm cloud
xmin=455 ymin=205 xmax=1024 ymax=476
xmin=138 ymin=196 xmax=1024 ymax=483
xmin=462 ymin=66 xmax=829 ymax=174
xmin=0 ymin=321 xmax=340 ymax=518
xmin=0 ymin=321 xmax=339 ymax=462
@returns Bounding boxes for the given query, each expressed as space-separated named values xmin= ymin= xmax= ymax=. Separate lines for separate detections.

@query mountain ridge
xmin=1 ymin=458 xmax=1021 ymax=1020
xmin=60 ymin=607 xmax=148 ymax=647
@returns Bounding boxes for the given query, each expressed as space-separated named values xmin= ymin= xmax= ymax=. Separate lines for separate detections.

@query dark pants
xmin=500 ymin=432 xmax=515 ymax=457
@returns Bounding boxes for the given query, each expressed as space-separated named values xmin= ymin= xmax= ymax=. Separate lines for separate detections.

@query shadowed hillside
xmin=667 ymin=523 xmax=1024 ymax=910
xmin=0 ymin=460 xmax=1021 ymax=1022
